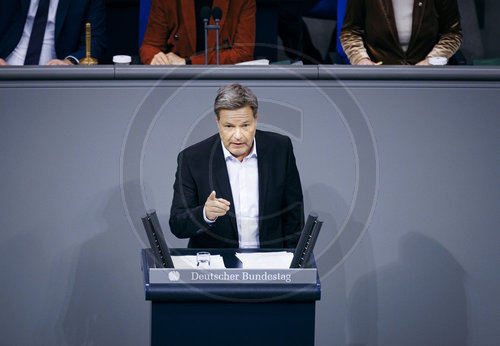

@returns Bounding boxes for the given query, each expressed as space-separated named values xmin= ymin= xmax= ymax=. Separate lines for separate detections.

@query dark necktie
xmin=24 ymin=0 xmax=51 ymax=65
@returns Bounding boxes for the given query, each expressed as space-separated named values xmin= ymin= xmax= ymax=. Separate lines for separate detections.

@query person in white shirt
xmin=169 ymin=84 xmax=304 ymax=249
xmin=339 ymin=0 xmax=462 ymax=65
xmin=0 ymin=0 xmax=106 ymax=66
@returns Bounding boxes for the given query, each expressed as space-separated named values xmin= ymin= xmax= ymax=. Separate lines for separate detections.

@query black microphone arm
xmin=200 ymin=6 xmax=223 ymax=65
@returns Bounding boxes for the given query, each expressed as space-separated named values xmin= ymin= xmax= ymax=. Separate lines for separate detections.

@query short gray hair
xmin=214 ymin=83 xmax=258 ymax=119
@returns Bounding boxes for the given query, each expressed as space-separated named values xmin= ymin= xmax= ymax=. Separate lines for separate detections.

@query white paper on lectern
xmin=171 ymin=255 xmax=226 ymax=269
xmin=235 ymin=59 xmax=270 ymax=65
xmin=235 ymin=251 xmax=294 ymax=269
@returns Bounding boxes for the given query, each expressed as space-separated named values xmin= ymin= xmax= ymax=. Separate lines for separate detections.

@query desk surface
xmin=1 ymin=65 xmax=500 ymax=82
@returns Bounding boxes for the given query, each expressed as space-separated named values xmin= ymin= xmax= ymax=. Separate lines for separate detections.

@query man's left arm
xmin=281 ymin=138 xmax=304 ymax=248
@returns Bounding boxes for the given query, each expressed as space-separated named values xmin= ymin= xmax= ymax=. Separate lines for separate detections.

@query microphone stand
xmin=204 ymin=18 xmax=209 ymax=65
xmin=215 ymin=19 xmax=220 ymax=65
xmin=203 ymin=7 xmax=222 ymax=65
xmin=204 ymin=21 xmax=221 ymax=65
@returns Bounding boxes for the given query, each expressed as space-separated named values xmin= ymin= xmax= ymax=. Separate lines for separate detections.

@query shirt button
xmin=174 ymin=34 xmax=179 ymax=40
xmin=418 ymin=2 xmax=423 ymax=6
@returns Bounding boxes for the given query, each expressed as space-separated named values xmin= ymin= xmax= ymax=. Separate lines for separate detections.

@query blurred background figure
xmin=339 ymin=0 xmax=463 ymax=65
xmin=0 ymin=0 xmax=106 ymax=66
xmin=139 ymin=0 xmax=255 ymax=65
xmin=277 ymin=0 xmax=326 ymax=64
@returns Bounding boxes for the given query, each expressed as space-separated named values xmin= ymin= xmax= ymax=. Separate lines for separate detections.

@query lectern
xmin=141 ymin=248 xmax=321 ymax=346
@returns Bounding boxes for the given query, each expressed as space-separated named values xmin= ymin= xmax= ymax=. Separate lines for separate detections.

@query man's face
xmin=217 ymin=106 xmax=258 ymax=162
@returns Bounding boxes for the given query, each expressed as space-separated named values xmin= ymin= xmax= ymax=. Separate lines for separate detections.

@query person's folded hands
xmin=166 ymin=52 xmax=186 ymax=65
xmin=357 ymin=58 xmax=376 ymax=65
xmin=150 ymin=52 xmax=169 ymax=65
xmin=416 ymin=58 xmax=431 ymax=66
xmin=45 ymin=59 xmax=73 ymax=65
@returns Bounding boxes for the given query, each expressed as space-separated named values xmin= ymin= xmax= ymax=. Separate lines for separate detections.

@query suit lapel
xmin=379 ymin=0 xmax=403 ymax=53
xmin=55 ymin=0 xmax=71 ymax=40
xmin=210 ymin=139 xmax=238 ymax=236
xmin=407 ymin=0 xmax=427 ymax=53
xmin=255 ymin=131 xmax=269 ymax=231
xmin=181 ymin=0 xmax=197 ymax=53
xmin=21 ymin=0 xmax=31 ymax=13
xmin=19 ymin=0 xmax=31 ymax=28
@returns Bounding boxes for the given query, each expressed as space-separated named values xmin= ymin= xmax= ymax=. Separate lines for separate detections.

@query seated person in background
xmin=140 ymin=0 xmax=255 ymax=65
xmin=339 ymin=0 xmax=463 ymax=65
xmin=0 ymin=0 xmax=106 ymax=66
xmin=169 ymin=84 xmax=304 ymax=248
xmin=277 ymin=0 xmax=324 ymax=64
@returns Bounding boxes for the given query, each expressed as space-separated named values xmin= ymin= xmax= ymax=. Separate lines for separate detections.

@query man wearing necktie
xmin=0 ymin=0 xmax=106 ymax=66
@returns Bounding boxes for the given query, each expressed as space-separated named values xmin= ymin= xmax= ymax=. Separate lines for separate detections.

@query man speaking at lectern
xmin=169 ymin=84 xmax=304 ymax=249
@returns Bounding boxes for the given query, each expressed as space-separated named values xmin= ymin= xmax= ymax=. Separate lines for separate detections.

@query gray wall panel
xmin=342 ymin=86 xmax=500 ymax=345
xmin=0 ymin=74 xmax=498 ymax=345
xmin=0 ymin=88 xmax=150 ymax=345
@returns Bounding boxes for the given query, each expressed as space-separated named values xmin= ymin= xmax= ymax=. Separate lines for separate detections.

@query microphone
xmin=211 ymin=7 xmax=223 ymax=65
xmin=200 ymin=6 xmax=211 ymax=23
xmin=200 ymin=6 xmax=211 ymax=64
xmin=212 ymin=7 xmax=223 ymax=21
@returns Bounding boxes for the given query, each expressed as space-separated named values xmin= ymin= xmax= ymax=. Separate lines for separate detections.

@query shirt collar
xmin=221 ymin=137 xmax=257 ymax=161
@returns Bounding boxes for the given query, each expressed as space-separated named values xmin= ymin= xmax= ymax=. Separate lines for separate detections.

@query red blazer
xmin=140 ymin=0 xmax=255 ymax=65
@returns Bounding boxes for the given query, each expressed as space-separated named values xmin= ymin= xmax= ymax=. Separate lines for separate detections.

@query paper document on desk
xmin=235 ymin=59 xmax=270 ymax=65
xmin=172 ymin=255 xmax=226 ymax=269
xmin=235 ymin=251 xmax=294 ymax=269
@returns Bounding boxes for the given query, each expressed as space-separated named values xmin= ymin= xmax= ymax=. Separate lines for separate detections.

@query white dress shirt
xmin=6 ymin=0 xmax=60 ymax=65
xmin=223 ymin=139 xmax=259 ymax=248
xmin=204 ymin=138 xmax=260 ymax=248
xmin=392 ymin=0 xmax=414 ymax=52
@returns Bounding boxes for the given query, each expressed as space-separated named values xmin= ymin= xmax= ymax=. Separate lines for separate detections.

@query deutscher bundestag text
xmin=191 ymin=271 xmax=292 ymax=283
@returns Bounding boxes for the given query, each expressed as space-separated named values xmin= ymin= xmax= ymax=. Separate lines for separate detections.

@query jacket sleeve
xmin=190 ymin=0 xmax=255 ymax=65
xmin=339 ymin=0 xmax=371 ymax=65
xmin=139 ymin=0 xmax=169 ymax=65
xmin=68 ymin=0 xmax=106 ymax=60
xmin=169 ymin=152 xmax=211 ymax=239
xmin=426 ymin=0 xmax=463 ymax=59
xmin=281 ymin=138 xmax=304 ymax=248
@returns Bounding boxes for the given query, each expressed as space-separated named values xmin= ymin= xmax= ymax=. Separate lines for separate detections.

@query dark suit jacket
xmin=169 ymin=130 xmax=304 ymax=249
xmin=340 ymin=0 xmax=462 ymax=65
xmin=0 ymin=0 xmax=106 ymax=61
xmin=140 ymin=0 xmax=255 ymax=65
